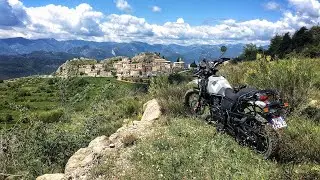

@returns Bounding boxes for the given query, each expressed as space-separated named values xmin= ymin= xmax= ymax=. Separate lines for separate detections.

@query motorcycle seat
xmin=222 ymin=88 xmax=257 ymax=109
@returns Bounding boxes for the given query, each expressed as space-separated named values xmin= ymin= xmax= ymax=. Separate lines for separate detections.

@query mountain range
xmin=0 ymin=37 xmax=249 ymax=79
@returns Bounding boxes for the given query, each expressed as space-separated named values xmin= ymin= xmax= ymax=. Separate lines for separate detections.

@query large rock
xmin=38 ymin=99 xmax=162 ymax=180
xmin=36 ymin=174 xmax=64 ymax=180
xmin=141 ymin=99 xmax=161 ymax=121
xmin=64 ymin=136 xmax=110 ymax=180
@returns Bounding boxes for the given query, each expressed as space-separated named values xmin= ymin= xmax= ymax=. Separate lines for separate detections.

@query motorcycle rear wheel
xmin=255 ymin=124 xmax=279 ymax=159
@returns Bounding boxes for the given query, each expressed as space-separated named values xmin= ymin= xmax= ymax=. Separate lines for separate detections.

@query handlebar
xmin=196 ymin=59 xmax=223 ymax=77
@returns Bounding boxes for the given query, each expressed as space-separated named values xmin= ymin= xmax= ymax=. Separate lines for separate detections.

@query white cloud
xmin=176 ymin=18 xmax=184 ymax=24
xmin=289 ymin=0 xmax=320 ymax=17
xmin=152 ymin=6 xmax=161 ymax=12
xmin=0 ymin=0 xmax=27 ymax=27
xmin=1 ymin=0 xmax=320 ymax=45
xmin=115 ymin=0 xmax=132 ymax=12
xmin=264 ymin=1 xmax=281 ymax=10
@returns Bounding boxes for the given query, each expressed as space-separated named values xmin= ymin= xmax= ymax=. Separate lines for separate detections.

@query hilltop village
xmin=56 ymin=52 xmax=190 ymax=80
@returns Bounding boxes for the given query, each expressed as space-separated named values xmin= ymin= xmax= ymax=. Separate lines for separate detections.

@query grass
xmin=128 ymin=117 xmax=279 ymax=179
xmin=1 ymin=57 xmax=320 ymax=179
xmin=91 ymin=57 xmax=320 ymax=179
xmin=0 ymin=76 xmax=148 ymax=179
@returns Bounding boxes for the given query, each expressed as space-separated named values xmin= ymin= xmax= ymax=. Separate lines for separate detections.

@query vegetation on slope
xmin=239 ymin=25 xmax=320 ymax=61
xmin=93 ymin=57 xmax=320 ymax=179
xmin=0 ymin=77 xmax=147 ymax=179
xmin=1 ymin=56 xmax=319 ymax=179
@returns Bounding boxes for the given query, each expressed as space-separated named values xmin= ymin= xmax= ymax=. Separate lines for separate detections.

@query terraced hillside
xmin=0 ymin=77 xmax=148 ymax=179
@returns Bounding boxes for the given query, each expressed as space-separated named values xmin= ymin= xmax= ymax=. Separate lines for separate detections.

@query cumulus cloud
xmin=152 ymin=6 xmax=161 ymax=12
xmin=176 ymin=18 xmax=185 ymax=24
xmin=25 ymin=3 xmax=104 ymax=38
xmin=0 ymin=0 xmax=27 ymax=27
xmin=289 ymin=0 xmax=320 ymax=17
xmin=1 ymin=0 xmax=320 ymax=45
xmin=264 ymin=1 xmax=281 ymax=10
xmin=115 ymin=0 xmax=132 ymax=12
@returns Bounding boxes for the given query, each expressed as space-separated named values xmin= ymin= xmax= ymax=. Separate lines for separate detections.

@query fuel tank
xmin=207 ymin=76 xmax=232 ymax=96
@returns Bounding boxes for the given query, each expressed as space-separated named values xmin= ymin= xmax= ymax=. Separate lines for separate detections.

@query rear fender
xmin=255 ymin=114 xmax=268 ymax=123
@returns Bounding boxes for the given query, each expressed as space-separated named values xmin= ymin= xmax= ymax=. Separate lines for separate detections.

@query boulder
xmin=64 ymin=136 xmax=111 ymax=179
xmin=141 ymin=99 xmax=161 ymax=121
xmin=38 ymin=99 xmax=162 ymax=180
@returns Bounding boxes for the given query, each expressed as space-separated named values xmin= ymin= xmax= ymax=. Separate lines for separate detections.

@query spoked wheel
xmin=184 ymin=89 xmax=205 ymax=116
xmin=254 ymin=125 xmax=279 ymax=159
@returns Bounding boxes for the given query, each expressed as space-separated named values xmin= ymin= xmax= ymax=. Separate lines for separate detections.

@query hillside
xmin=0 ymin=38 xmax=248 ymax=80
xmin=86 ymin=57 xmax=320 ymax=179
xmin=0 ymin=38 xmax=245 ymax=60
xmin=0 ymin=51 xmax=78 ymax=80
xmin=0 ymin=77 xmax=148 ymax=179
xmin=1 ymin=57 xmax=320 ymax=179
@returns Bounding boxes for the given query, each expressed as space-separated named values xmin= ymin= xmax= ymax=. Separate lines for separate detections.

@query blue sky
xmin=0 ymin=0 xmax=319 ymax=45
xmin=20 ymin=0 xmax=285 ymax=25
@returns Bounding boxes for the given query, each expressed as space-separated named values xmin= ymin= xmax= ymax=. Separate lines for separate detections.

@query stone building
xmin=56 ymin=53 xmax=186 ymax=78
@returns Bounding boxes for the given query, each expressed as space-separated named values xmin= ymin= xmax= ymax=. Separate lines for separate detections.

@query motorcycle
xmin=184 ymin=59 xmax=289 ymax=159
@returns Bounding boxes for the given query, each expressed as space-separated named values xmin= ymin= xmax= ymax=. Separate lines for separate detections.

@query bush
xmin=16 ymin=89 xmax=32 ymax=97
xmin=0 ymin=79 xmax=4 ymax=83
xmin=5 ymin=114 xmax=14 ymax=123
xmin=219 ymin=58 xmax=320 ymax=110
xmin=73 ymin=78 xmax=89 ymax=87
xmin=35 ymin=109 xmax=64 ymax=123
xmin=277 ymin=116 xmax=320 ymax=163
xmin=117 ymin=97 xmax=142 ymax=117
xmin=0 ymin=122 xmax=89 ymax=179
xmin=47 ymin=78 xmax=56 ymax=85
xmin=121 ymin=133 xmax=138 ymax=147
xmin=149 ymin=75 xmax=189 ymax=115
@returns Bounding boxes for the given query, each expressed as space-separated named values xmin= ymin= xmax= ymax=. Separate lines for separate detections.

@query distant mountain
xmin=0 ymin=37 xmax=246 ymax=62
xmin=0 ymin=37 xmax=252 ymax=79
xmin=0 ymin=51 xmax=78 ymax=80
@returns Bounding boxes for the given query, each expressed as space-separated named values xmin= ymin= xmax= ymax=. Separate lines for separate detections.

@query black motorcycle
xmin=184 ymin=59 xmax=289 ymax=158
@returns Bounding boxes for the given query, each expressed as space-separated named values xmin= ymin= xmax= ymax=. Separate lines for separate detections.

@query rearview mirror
xmin=220 ymin=46 xmax=227 ymax=53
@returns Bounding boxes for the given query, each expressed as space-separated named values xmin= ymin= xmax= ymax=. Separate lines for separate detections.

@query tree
xmin=242 ymin=44 xmax=258 ymax=61
xmin=292 ymin=26 xmax=313 ymax=52
xmin=220 ymin=46 xmax=227 ymax=53
xmin=310 ymin=26 xmax=320 ymax=44
xmin=268 ymin=34 xmax=282 ymax=57
xmin=190 ymin=61 xmax=197 ymax=68
xmin=278 ymin=32 xmax=292 ymax=58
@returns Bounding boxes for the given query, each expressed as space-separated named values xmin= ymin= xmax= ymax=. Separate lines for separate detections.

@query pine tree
xmin=278 ymin=32 xmax=292 ymax=58
xmin=268 ymin=35 xmax=282 ymax=57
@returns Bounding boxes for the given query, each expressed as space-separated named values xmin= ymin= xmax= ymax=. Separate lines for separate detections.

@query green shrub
xmin=0 ymin=122 xmax=89 ymax=179
xmin=121 ymin=133 xmax=138 ymax=147
xmin=47 ymin=78 xmax=56 ymax=85
xmin=149 ymin=75 xmax=189 ymax=115
xmin=16 ymin=89 xmax=32 ymax=97
xmin=5 ymin=114 xmax=14 ymax=123
xmin=35 ymin=109 xmax=64 ymax=123
xmin=125 ymin=117 xmax=278 ymax=179
xmin=117 ymin=97 xmax=142 ymax=117
xmin=73 ymin=78 xmax=89 ymax=87
xmin=220 ymin=58 xmax=320 ymax=110
xmin=277 ymin=116 xmax=320 ymax=163
xmin=0 ymin=79 xmax=4 ymax=83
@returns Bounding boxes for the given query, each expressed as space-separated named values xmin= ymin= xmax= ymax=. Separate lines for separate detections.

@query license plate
xmin=270 ymin=116 xmax=287 ymax=130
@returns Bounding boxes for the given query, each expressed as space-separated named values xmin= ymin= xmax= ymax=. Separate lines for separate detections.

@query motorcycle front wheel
xmin=184 ymin=89 xmax=205 ymax=116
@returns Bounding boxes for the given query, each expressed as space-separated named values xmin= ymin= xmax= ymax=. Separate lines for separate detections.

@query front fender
xmin=184 ymin=88 xmax=200 ymax=105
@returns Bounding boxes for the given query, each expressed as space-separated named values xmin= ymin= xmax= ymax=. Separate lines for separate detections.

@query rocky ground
xmin=36 ymin=99 xmax=162 ymax=180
